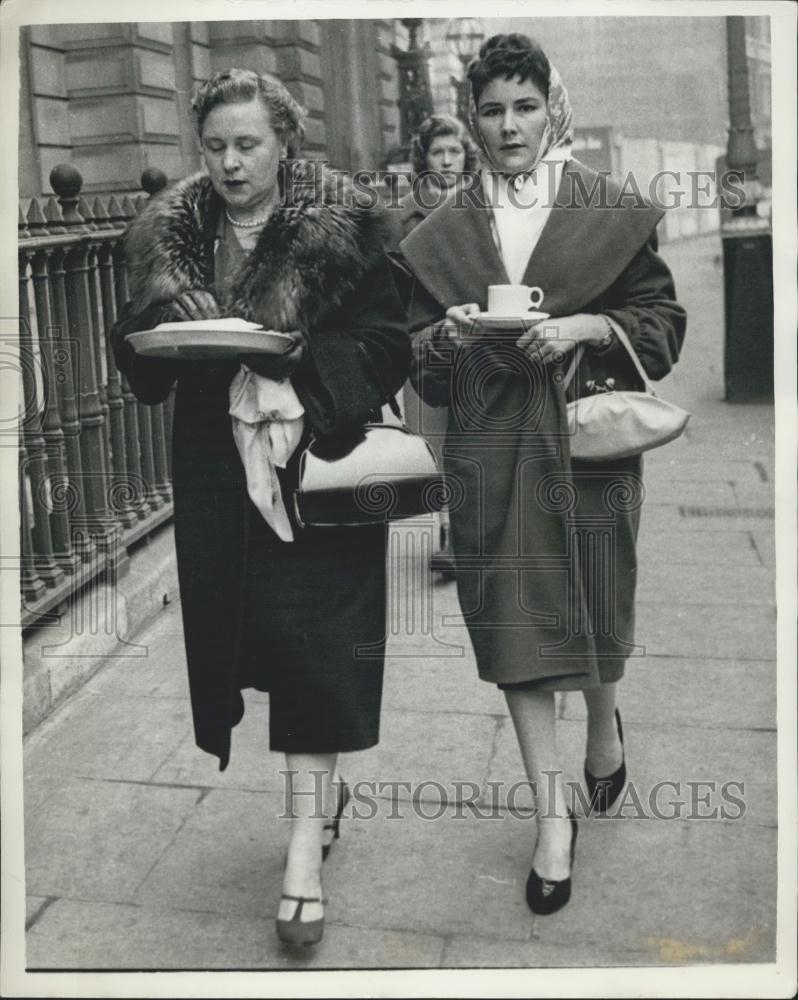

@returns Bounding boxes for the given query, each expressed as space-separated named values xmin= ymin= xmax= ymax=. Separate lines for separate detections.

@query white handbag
xmin=294 ymin=420 xmax=446 ymax=528
xmin=564 ymin=320 xmax=690 ymax=462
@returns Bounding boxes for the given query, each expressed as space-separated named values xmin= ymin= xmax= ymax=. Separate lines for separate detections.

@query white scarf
xmin=228 ymin=368 xmax=305 ymax=542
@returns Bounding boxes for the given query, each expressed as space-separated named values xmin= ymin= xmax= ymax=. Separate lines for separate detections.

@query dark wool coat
xmin=399 ymin=159 xmax=687 ymax=688
xmin=112 ymin=163 xmax=411 ymax=768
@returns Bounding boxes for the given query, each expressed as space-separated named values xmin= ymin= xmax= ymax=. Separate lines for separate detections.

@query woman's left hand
xmin=516 ymin=313 xmax=608 ymax=364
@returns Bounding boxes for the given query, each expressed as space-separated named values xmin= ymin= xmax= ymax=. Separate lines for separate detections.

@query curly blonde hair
xmin=192 ymin=68 xmax=306 ymax=158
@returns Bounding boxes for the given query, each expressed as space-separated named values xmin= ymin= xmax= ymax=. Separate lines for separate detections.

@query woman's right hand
xmin=163 ymin=289 xmax=222 ymax=322
xmin=439 ymin=302 xmax=481 ymax=345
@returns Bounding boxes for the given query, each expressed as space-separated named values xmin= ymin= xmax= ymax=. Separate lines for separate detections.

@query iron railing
xmin=18 ymin=164 xmax=172 ymax=628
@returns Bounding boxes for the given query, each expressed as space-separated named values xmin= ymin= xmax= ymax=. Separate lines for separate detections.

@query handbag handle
xmin=562 ymin=316 xmax=657 ymax=395
xmin=357 ymin=342 xmax=403 ymax=421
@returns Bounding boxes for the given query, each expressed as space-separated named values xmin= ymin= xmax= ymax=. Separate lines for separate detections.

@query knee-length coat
xmin=112 ymin=163 xmax=410 ymax=768
xmin=399 ymin=159 xmax=687 ymax=688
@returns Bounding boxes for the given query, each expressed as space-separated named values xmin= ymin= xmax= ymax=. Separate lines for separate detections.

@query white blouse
xmin=484 ymin=149 xmax=570 ymax=284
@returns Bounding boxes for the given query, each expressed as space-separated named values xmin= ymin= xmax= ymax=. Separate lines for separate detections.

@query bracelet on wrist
xmin=592 ymin=315 xmax=615 ymax=351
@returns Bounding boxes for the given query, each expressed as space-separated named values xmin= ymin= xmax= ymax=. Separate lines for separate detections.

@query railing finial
xmin=50 ymin=163 xmax=83 ymax=199
xmin=141 ymin=168 xmax=168 ymax=197
xmin=50 ymin=163 xmax=85 ymax=227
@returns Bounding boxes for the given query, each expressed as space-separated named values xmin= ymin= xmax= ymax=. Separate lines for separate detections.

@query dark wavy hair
xmin=466 ymin=33 xmax=550 ymax=106
xmin=410 ymin=114 xmax=480 ymax=177
xmin=192 ymin=68 xmax=306 ymax=157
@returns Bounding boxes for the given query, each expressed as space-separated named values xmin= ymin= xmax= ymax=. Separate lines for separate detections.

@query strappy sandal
xmin=322 ymin=779 xmax=351 ymax=861
xmin=275 ymin=893 xmax=326 ymax=947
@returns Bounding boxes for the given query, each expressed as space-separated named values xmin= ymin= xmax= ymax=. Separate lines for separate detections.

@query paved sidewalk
xmin=22 ymin=233 xmax=777 ymax=970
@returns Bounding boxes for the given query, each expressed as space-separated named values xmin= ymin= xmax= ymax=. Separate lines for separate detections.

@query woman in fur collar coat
xmin=112 ymin=69 xmax=410 ymax=946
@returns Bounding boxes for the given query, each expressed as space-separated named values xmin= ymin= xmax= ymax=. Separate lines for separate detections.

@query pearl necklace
xmin=225 ymin=209 xmax=270 ymax=228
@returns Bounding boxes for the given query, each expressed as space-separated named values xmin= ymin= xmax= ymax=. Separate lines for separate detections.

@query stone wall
xmin=18 ymin=18 xmax=403 ymax=197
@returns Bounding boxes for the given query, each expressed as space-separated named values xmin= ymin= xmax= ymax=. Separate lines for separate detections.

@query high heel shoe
xmin=322 ymin=779 xmax=350 ymax=861
xmin=526 ymin=812 xmax=578 ymax=916
xmin=275 ymin=894 xmax=325 ymax=947
xmin=584 ymin=708 xmax=626 ymax=814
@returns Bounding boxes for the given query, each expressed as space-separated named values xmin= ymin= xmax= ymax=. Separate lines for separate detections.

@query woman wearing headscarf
xmin=111 ymin=68 xmax=410 ymax=946
xmin=400 ymin=34 xmax=686 ymax=915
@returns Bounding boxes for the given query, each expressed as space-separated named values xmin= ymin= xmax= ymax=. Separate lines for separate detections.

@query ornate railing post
xmin=19 ymin=252 xmax=64 ymax=590
xmin=20 ymin=442 xmax=47 ymax=604
xmin=108 ymin=195 xmax=148 ymax=523
xmin=50 ymin=164 xmax=119 ymax=568
xmin=93 ymin=195 xmax=137 ymax=528
xmin=139 ymin=168 xmax=173 ymax=504
xmin=18 ymin=163 xmax=176 ymax=627
xmin=30 ymin=245 xmax=80 ymax=576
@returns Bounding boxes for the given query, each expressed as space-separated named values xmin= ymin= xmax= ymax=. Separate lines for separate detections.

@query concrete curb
xmin=22 ymin=525 xmax=179 ymax=737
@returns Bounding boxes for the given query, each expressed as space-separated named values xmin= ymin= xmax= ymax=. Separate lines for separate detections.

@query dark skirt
xmin=239 ymin=479 xmax=388 ymax=753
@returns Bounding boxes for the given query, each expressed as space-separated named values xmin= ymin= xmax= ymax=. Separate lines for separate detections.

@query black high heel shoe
xmin=526 ymin=812 xmax=578 ymax=916
xmin=584 ymin=708 xmax=626 ymax=814
xmin=275 ymin=893 xmax=325 ymax=947
xmin=321 ymin=779 xmax=350 ymax=861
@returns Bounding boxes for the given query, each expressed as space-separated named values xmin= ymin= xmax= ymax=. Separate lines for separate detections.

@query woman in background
xmin=399 ymin=112 xmax=480 ymax=238
xmin=399 ymin=114 xmax=479 ymax=577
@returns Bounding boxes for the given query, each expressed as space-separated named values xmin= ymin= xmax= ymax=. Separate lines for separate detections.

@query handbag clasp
xmin=585 ymin=377 xmax=616 ymax=395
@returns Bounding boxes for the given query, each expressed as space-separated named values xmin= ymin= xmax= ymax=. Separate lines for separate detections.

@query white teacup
xmin=487 ymin=284 xmax=545 ymax=315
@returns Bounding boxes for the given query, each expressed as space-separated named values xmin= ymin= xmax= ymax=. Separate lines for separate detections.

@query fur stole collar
xmin=124 ymin=161 xmax=388 ymax=333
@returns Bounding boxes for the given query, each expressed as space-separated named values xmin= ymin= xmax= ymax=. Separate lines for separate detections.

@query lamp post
xmin=445 ymin=18 xmax=485 ymax=123
xmin=392 ymin=19 xmax=434 ymax=154
xmin=720 ymin=15 xmax=773 ymax=401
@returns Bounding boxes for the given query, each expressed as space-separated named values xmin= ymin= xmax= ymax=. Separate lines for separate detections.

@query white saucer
xmin=475 ymin=311 xmax=550 ymax=330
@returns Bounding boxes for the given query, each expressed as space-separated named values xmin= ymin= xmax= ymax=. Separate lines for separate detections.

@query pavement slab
xmin=526 ymin=820 xmax=776 ymax=962
xmin=134 ymin=789 xmax=286 ymax=919
xmin=381 ymin=654 xmax=506 ymax=717
xmin=561 ymin=657 xmax=776 ymax=731
xmin=25 ymin=895 xmax=52 ymax=930
xmin=345 ymin=708 xmax=501 ymax=804
xmin=634 ymin=602 xmax=776 ymax=660
xmin=636 ymin=561 xmax=775 ymax=606
xmin=25 ymin=898 xmax=446 ymax=970
xmin=25 ymin=778 xmax=202 ymax=902
xmin=439 ymin=935 xmax=654 ymax=968
xmin=635 ymin=528 xmax=763 ymax=567
xmin=641 ymin=504 xmax=776 ymax=535
xmin=151 ymin=695 xmax=283 ymax=793
xmin=84 ymin=602 xmax=188 ymax=700
xmin=485 ymin=717 xmax=776 ymax=826
xmin=23 ymin=691 xmax=193 ymax=791
xmin=641 ymin=458 xmax=767 ymax=487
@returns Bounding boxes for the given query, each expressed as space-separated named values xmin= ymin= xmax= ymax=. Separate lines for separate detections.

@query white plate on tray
xmin=474 ymin=311 xmax=550 ymax=330
xmin=128 ymin=319 xmax=296 ymax=359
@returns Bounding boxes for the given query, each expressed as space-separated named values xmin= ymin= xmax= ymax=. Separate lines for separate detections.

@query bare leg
xmin=278 ymin=752 xmax=337 ymax=922
xmin=583 ymin=680 xmax=624 ymax=777
xmin=504 ymin=688 xmax=573 ymax=881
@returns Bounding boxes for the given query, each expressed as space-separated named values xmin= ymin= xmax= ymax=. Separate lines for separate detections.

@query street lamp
xmin=445 ymin=18 xmax=485 ymax=122
xmin=391 ymin=19 xmax=434 ymax=153
xmin=720 ymin=15 xmax=773 ymax=401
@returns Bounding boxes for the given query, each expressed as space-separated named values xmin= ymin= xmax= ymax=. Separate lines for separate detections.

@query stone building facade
xmin=18 ymin=15 xmax=771 ymax=201
xmin=18 ymin=19 xmax=411 ymax=197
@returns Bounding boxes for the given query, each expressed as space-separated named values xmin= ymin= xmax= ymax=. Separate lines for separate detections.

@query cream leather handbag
xmin=564 ymin=320 xmax=690 ymax=461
